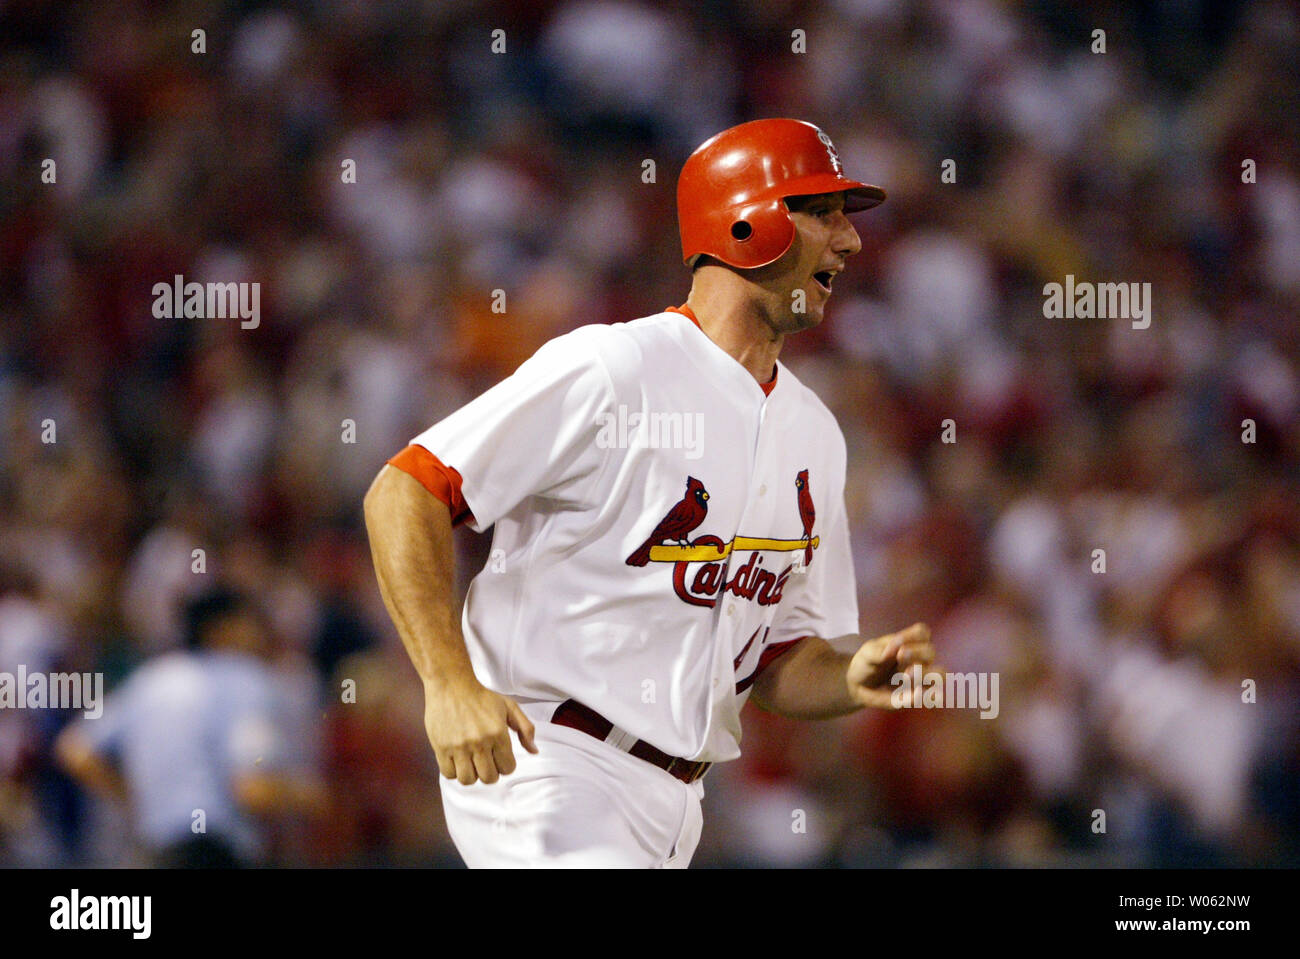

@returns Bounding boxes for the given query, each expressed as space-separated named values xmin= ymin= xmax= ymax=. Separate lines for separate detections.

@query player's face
xmin=746 ymin=192 xmax=862 ymax=333
xmin=211 ymin=610 xmax=271 ymax=658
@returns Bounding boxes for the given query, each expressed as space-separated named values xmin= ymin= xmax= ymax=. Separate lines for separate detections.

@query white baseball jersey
xmin=409 ymin=308 xmax=859 ymax=763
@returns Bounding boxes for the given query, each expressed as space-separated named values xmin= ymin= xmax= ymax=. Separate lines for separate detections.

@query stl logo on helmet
xmin=816 ymin=129 xmax=843 ymax=174
xmin=625 ymin=471 xmax=819 ymax=609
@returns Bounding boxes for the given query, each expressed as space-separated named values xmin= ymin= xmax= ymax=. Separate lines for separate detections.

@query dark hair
xmin=0 ymin=559 xmax=38 ymax=597
xmin=182 ymin=588 xmax=253 ymax=651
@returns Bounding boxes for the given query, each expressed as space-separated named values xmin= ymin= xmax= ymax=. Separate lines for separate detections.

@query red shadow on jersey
xmin=625 ymin=476 xmax=711 ymax=566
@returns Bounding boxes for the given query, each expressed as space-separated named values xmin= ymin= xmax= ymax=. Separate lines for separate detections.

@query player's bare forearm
xmin=363 ymin=463 xmax=538 ymax=785
xmin=54 ymin=728 xmax=128 ymax=801
xmin=749 ymin=636 xmax=859 ymax=719
xmin=750 ymin=623 xmax=935 ymax=719
xmin=234 ymin=771 xmax=329 ymax=818
xmin=363 ymin=464 xmax=476 ymax=693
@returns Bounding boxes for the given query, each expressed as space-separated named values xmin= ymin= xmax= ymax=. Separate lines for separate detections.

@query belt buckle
xmin=670 ymin=758 xmax=707 ymax=784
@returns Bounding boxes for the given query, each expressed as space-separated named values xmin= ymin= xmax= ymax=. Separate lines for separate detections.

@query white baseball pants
xmin=439 ymin=710 xmax=705 ymax=868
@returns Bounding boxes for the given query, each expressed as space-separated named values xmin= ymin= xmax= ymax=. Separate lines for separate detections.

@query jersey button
xmin=759 ymin=484 xmax=767 ymax=496
xmin=726 ymin=604 xmax=735 ymax=616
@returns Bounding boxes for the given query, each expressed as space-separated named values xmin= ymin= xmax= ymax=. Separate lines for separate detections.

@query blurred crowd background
xmin=1 ymin=0 xmax=1297 ymax=867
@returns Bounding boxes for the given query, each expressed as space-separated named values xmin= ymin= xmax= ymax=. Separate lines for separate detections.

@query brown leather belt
xmin=551 ymin=699 xmax=712 ymax=785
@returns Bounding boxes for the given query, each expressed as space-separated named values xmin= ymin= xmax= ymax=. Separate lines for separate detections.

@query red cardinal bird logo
xmin=626 ymin=476 xmax=711 ymax=566
xmin=795 ymin=469 xmax=815 ymax=567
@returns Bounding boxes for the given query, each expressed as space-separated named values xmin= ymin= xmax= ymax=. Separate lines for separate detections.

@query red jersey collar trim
xmin=665 ymin=304 xmax=778 ymax=396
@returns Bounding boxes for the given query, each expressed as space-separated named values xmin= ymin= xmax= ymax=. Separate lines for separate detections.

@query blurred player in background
xmin=55 ymin=589 xmax=325 ymax=867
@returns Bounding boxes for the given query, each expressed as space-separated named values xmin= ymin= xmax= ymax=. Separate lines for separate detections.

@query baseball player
xmin=364 ymin=119 xmax=936 ymax=868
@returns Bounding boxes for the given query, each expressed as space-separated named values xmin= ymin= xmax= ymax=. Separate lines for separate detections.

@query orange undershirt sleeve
xmin=386 ymin=445 xmax=475 ymax=528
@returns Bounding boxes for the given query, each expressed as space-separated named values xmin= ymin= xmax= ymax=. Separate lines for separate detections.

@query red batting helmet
xmin=677 ymin=118 xmax=886 ymax=270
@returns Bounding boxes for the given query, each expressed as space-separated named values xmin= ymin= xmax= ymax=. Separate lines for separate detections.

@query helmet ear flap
xmin=718 ymin=197 xmax=795 ymax=269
